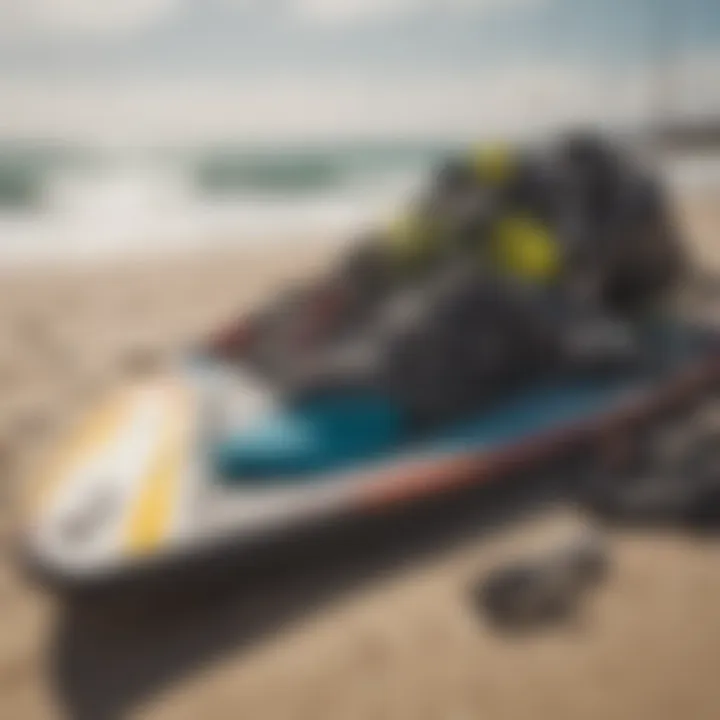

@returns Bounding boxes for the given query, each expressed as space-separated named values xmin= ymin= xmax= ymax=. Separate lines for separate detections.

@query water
xmin=0 ymin=140 xmax=717 ymax=267
xmin=0 ymin=141 xmax=458 ymax=266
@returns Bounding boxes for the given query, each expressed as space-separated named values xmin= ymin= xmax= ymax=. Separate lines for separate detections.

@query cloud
xmin=0 ymin=0 xmax=181 ymax=38
xmin=290 ymin=0 xmax=416 ymax=25
xmin=0 ymin=57 xmax=694 ymax=144
xmin=0 ymin=0 xmax=546 ymax=40
xmin=289 ymin=0 xmax=545 ymax=26
xmin=218 ymin=0 xmax=548 ymax=27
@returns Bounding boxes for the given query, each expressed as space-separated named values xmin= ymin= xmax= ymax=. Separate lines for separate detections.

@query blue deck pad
xmin=214 ymin=394 xmax=406 ymax=480
xmin=431 ymin=378 xmax=639 ymax=455
xmin=213 ymin=321 xmax=717 ymax=484
xmin=213 ymin=378 xmax=641 ymax=483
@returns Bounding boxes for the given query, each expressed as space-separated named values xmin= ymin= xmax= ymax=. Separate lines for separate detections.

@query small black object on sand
xmin=473 ymin=532 xmax=608 ymax=631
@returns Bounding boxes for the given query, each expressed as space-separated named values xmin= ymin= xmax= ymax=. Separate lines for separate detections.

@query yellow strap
xmin=491 ymin=215 xmax=562 ymax=282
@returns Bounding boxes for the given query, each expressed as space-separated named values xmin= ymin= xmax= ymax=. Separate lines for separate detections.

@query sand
xmin=1 ymin=192 xmax=719 ymax=720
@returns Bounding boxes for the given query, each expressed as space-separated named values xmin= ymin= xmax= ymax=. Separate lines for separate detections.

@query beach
xmin=1 ymin=190 xmax=720 ymax=720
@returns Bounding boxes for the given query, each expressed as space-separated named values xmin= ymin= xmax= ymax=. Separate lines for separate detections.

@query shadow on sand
xmin=49 ymin=467 xmax=579 ymax=720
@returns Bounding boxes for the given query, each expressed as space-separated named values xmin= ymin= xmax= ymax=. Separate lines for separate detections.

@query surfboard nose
xmin=24 ymin=376 xmax=192 ymax=582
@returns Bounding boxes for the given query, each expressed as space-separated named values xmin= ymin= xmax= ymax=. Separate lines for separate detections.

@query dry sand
xmin=1 ymin=193 xmax=719 ymax=720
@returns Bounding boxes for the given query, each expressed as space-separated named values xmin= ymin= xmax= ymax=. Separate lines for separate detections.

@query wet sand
xmin=1 ymin=193 xmax=720 ymax=720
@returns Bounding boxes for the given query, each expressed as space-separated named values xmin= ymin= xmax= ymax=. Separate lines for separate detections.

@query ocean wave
xmin=0 ymin=142 xmax=442 ymax=265
xmin=0 ymin=143 xmax=97 ymax=210
xmin=1 ymin=141 xmax=716 ymax=267
xmin=194 ymin=153 xmax=345 ymax=195
xmin=0 ymin=140 xmax=450 ymax=211
xmin=190 ymin=142 xmax=452 ymax=196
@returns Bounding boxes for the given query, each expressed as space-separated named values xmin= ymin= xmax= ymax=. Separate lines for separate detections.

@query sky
xmin=0 ymin=0 xmax=718 ymax=144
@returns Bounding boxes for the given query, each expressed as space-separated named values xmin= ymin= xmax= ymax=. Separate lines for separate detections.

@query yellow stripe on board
xmin=125 ymin=384 xmax=189 ymax=556
xmin=33 ymin=390 xmax=132 ymax=515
